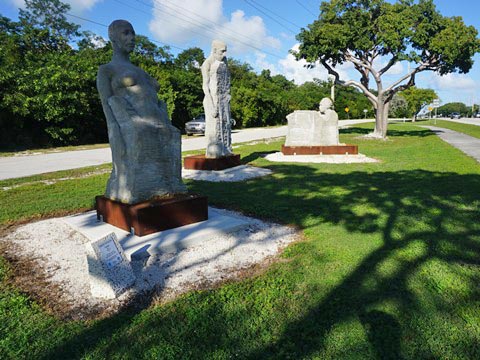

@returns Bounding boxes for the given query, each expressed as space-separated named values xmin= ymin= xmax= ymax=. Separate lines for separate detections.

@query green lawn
xmin=1 ymin=123 xmax=480 ymax=359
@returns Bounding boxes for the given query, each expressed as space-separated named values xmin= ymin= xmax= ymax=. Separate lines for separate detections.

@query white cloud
xmin=431 ymin=73 xmax=476 ymax=91
xmin=372 ymin=57 xmax=404 ymax=76
xmin=7 ymin=0 xmax=103 ymax=12
xmin=255 ymin=44 xmax=351 ymax=85
xmin=8 ymin=0 xmax=24 ymax=9
xmin=148 ymin=0 xmax=280 ymax=55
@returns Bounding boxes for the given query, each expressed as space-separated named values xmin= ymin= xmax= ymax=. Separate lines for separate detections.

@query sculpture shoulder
xmin=97 ymin=63 xmax=114 ymax=78
xmin=97 ymin=64 xmax=116 ymax=91
xmin=201 ymin=57 xmax=213 ymax=71
xmin=326 ymin=109 xmax=338 ymax=120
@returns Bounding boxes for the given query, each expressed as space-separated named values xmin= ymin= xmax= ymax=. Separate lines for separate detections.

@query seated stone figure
xmin=318 ymin=97 xmax=339 ymax=145
xmin=97 ymin=20 xmax=186 ymax=204
xmin=284 ymin=97 xmax=339 ymax=147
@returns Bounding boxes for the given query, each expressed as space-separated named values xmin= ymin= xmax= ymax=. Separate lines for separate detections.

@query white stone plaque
xmin=86 ymin=232 xmax=136 ymax=299
xmin=98 ymin=235 xmax=123 ymax=269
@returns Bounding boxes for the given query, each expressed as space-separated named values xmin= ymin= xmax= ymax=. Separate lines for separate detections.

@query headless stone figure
xmin=97 ymin=20 xmax=186 ymax=204
xmin=201 ymin=40 xmax=233 ymax=158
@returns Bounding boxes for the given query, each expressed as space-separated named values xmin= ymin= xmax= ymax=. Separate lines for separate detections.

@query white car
xmin=185 ymin=115 xmax=206 ymax=136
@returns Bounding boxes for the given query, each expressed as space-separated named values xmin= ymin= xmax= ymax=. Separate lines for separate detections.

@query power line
xmin=144 ymin=0 xmax=285 ymax=57
xmin=65 ymin=12 xmax=186 ymax=51
xmin=295 ymin=0 xmax=317 ymax=17
xmin=129 ymin=0 xmax=285 ymax=60
xmin=159 ymin=0 xmax=271 ymax=47
xmin=70 ymin=0 xmax=288 ymax=61
xmin=119 ymin=0 xmax=225 ymax=47
xmin=66 ymin=13 xmax=107 ymax=28
xmin=243 ymin=0 xmax=301 ymax=32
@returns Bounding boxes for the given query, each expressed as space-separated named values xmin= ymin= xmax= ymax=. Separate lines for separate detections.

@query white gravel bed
xmin=263 ymin=152 xmax=378 ymax=164
xmin=182 ymin=165 xmax=272 ymax=182
xmin=1 ymin=208 xmax=298 ymax=318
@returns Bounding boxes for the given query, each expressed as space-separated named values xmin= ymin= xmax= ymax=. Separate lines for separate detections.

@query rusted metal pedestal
xmin=184 ymin=154 xmax=241 ymax=171
xmin=95 ymin=194 xmax=208 ymax=237
xmin=281 ymin=145 xmax=358 ymax=155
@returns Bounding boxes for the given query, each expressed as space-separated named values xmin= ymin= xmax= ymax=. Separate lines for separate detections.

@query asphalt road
xmin=0 ymin=120 xmax=371 ymax=180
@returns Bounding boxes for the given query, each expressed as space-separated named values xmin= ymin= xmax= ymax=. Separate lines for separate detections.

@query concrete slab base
xmin=182 ymin=165 xmax=272 ymax=182
xmin=64 ymin=207 xmax=250 ymax=260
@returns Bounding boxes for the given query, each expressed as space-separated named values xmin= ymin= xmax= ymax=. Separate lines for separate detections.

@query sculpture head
xmin=319 ymin=97 xmax=333 ymax=114
xmin=108 ymin=20 xmax=136 ymax=54
xmin=211 ymin=40 xmax=227 ymax=62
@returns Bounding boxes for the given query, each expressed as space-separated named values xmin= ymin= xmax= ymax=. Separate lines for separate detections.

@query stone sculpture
xmin=284 ymin=97 xmax=339 ymax=147
xmin=97 ymin=20 xmax=186 ymax=204
xmin=318 ymin=97 xmax=339 ymax=145
xmin=201 ymin=40 xmax=234 ymax=158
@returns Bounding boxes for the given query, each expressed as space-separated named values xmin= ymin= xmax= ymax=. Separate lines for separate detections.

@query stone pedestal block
xmin=95 ymin=194 xmax=208 ymax=237
xmin=281 ymin=145 xmax=358 ymax=155
xmin=285 ymin=110 xmax=339 ymax=147
xmin=184 ymin=154 xmax=241 ymax=171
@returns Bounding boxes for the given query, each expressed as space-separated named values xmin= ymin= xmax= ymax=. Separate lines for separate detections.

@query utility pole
xmin=472 ymin=94 xmax=475 ymax=117
xmin=328 ymin=74 xmax=335 ymax=107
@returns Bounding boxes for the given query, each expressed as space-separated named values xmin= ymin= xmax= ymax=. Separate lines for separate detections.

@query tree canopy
xmin=296 ymin=0 xmax=480 ymax=138
xmin=399 ymin=87 xmax=438 ymax=121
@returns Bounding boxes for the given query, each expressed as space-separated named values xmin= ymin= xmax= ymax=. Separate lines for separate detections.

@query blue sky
xmin=2 ymin=0 xmax=480 ymax=106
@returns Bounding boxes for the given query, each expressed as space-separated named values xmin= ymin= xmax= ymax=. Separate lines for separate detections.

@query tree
xmin=174 ymin=47 xmax=205 ymax=70
xmin=18 ymin=0 xmax=80 ymax=52
xmin=399 ymin=87 xmax=437 ymax=121
xmin=296 ymin=0 xmax=480 ymax=139
xmin=388 ymin=93 xmax=409 ymax=118
xmin=437 ymin=102 xmax=469 ymax=117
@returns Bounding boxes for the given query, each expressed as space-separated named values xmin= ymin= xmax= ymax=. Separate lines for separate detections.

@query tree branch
xmin=378 ymin=55 xmax=398 ymax=76
xmin=384 ymin=64 xmax=426 ymax=94
xmin=320 ymin=59 xmax=378 ymax=106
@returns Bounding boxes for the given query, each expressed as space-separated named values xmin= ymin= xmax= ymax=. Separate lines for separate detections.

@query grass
xmin=1 ymin=123 xmax=480 ymax=359
xmin=413 ymin=119 xmax=480 ymax=139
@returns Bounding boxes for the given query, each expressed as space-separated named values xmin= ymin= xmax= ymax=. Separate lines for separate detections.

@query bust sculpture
xmin=201 ymin=40 xmax=234 ymax=158
xmin=96 ymin=20 xmax=186 ymax=204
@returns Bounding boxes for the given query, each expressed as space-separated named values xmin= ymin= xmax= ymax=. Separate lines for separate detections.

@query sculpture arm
xmin=201 ymin=58 xmax=218 ymax=116
xmin=97 ymin=65 xmax=117 ymax=127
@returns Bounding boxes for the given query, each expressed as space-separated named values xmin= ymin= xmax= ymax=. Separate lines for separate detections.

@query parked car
xmin=475 ymin=112 xmax=480 ymax=118
xmin=185 ymin=115 xmax=236 ymax=135
xmin=185 ymin=114 xmax=206 ymax=135
xmin=450 ymin=112 xmax=461 ymax=119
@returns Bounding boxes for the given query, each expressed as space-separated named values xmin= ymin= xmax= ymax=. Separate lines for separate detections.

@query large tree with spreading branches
xmin=296 ymin=0 xmax=480 ymax=138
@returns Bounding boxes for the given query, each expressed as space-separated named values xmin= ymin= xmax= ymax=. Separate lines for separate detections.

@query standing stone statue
xmin=201 ymin=40 xmax=233 ymax=158
xmin=97 ymin=20 xmax=186 ymax=204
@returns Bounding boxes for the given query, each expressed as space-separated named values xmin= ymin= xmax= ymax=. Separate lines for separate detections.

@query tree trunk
xmin=368 ymin=100 xmax=389 ymax=139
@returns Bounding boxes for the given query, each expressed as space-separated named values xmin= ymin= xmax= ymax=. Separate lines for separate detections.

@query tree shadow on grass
xmin=39 ymin=164 xmax=480 ymax=359
xmin=241 ymin=151 xmax=277 ymax=164
xmin=341 ymin=127 xmax=434 ymax=138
